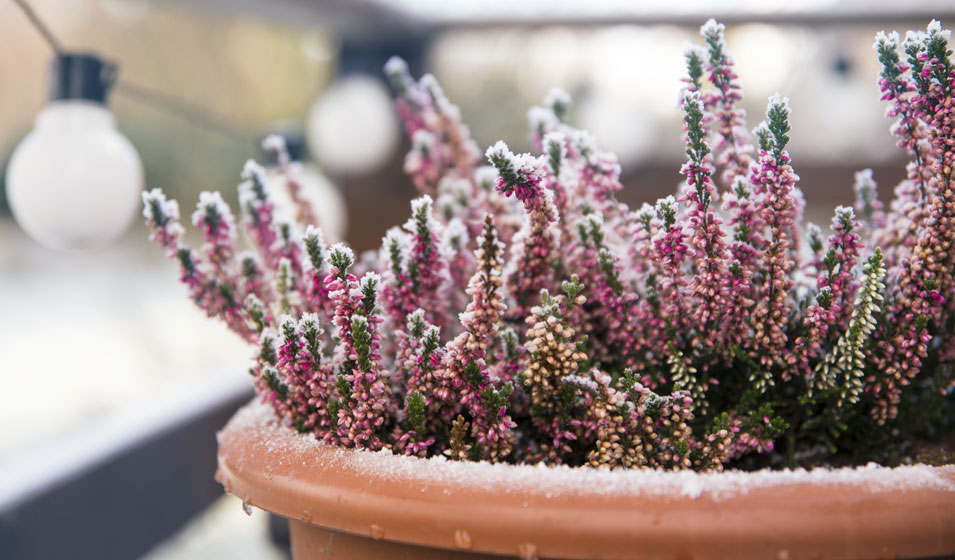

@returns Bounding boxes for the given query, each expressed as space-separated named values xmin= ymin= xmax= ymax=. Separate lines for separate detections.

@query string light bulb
xmin=305 ymin=74 xmax=399 ymax=175
xmin=6 ymin=53 xmax=143 ymax=251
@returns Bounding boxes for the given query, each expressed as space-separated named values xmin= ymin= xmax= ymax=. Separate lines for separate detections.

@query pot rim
xmin=217 ymin=399 xmax=955 ymax=559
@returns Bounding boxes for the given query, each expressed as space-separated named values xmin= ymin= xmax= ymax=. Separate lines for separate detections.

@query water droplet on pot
xmin=242 ymin=501 xmax=252 ymax=516
xmin=370 ymin=524 xmax=385 ymax=539
xmin=518 ymin=542 xmax=539 ymax=559
xmin=454 ymin=529 xmax=472 ymax=549
xmin=302 ymin=510 xmax=313 ymax=523
xmin=776 ymin=550 xmax=790 ymax=560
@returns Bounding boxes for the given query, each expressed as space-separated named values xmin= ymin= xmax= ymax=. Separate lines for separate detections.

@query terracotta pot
xmin=217 ymin=401 xmax=955 ymax=560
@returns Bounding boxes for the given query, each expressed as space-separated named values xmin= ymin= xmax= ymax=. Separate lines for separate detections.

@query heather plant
xmin=145 ymin=20 xmax=955 ymax=471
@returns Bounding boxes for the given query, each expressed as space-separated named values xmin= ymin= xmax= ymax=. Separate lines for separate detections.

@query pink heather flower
xmin=386 ymin=58 xmax=481 ymax=198
xmin=143 ymin=188 xmax=253 ymax=341
xmin=146 ymin=23 xmax=955 ymax=472
xmin=791 ymin=207 xmax=864 ymax=380
xmin=192 ymin=191 xmax=238 ymax=282
xmin=486 ymin=141 xmax=557 ymax=316
xmin=142 ymin=188 xmax=184 ymax=254
xmin=380 ymin=196 xmax=451 ymax=329
xmin=699 ymin=18 xmax=754 ymax=190
xmin=238 ymin=160 xmax=282 ymax=268
xmin=745 ymin=96 xmax=800 ymax=385
xmin=680 ymin=91 xmax=733 ymax=356
xmin=261 ymin=134 xmax=322 ymax=227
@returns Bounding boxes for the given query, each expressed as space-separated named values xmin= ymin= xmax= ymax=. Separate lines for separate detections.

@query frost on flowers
xmin=146 ymin=21 xmax=955 ymax=471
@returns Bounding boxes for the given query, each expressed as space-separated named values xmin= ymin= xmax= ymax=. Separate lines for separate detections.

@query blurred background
xmin=0 ymin=0 xmax=952 ymax=558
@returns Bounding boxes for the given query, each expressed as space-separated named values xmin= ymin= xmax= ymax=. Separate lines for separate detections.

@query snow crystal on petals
xmin=225 ymin=401 xmax=955 ymax=503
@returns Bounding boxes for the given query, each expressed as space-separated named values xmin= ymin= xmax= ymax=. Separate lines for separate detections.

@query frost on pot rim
xmin=216 ymin=400 xmax=955 ymax=559
xmin=146 ymin=20 xmax=955 ymax=473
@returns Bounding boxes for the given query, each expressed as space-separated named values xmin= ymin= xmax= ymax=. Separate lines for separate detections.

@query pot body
xmin=217 ymin=401 xmax=955 ymax=560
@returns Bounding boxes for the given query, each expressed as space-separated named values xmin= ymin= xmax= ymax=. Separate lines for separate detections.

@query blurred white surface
xmin=0 ymin=219 xmax=250 ymax=463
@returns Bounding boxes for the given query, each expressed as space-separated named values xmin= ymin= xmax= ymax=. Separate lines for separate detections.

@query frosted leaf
xmin=700 ymin=18 xmax=724 ymax=42
xmin=683 ymin=40 xmax=705 ymax=59
xmin=485 ymin=140 xmax=512 ymax=163
xmin=472 ymin=166 xmax=498 ymax=193
xmin=261 ymin=134 xmax=285 ymax=153
xmin=410 ymin=129 xmax=437 ymax=152
xmin=543 ymin=88 xmax=573 ymax=112
xmin=242 ymin=159 xmax=267 ymax=182
xmin=635 ymin=203 xmax=655 ymax=223
xmin=833 ymin=206 xmax=857 ymax=230
xmin=141 ymin=188 xmax=180 ymax=221
xmin=384 ymin=56 xmax=408 ymax=77
xmin=299 ymin=312 xmax=320 ymax=327
xmin=405 ymin=195 xmax=444 ymax=239
xmin=767 ymin=93 xmax=791 ymax=115
xmin=193 ymin=191 xmax=237 ymax=237
xmin=360 ymin=271 xmax=382 ymax=293
xmin=904 ymin=29 xmax=925 ymax=48
xmin=926 ymin=19 xmax=951 ymax=40
xmin=327 ymin=243 xmax=355 ymax=270
xmin=683 ymin=90 xmax=704 ymax=112
xmin=279 ymin=314 xmax=298 ymax=332
xmin=854 ymin=169 xmax=875 ymax=193
xmin=873 ymin=30 xmax=900 ymax=50
xmin=420 ymin=74 xmax=460 ymax=119
xmin=443 ymin=217 xmax=469 ymax=251
xmin=527 ymin=106 xmax=559 ymax=134
xmin=562 ymin=374 xmax=598 ymax=393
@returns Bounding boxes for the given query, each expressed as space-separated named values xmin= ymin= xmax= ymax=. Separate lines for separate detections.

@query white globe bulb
xmin=306 ymin=74 xmax=399 ymax=175
xmin=6 ymin=100 xmax=144 ymax=251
